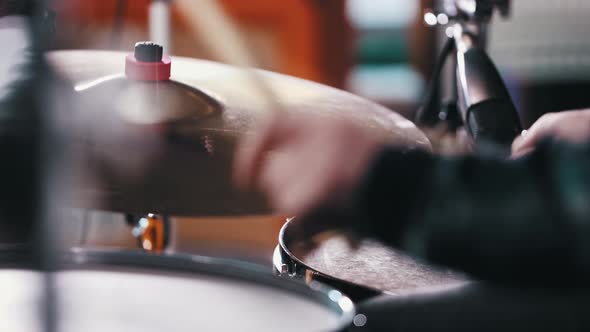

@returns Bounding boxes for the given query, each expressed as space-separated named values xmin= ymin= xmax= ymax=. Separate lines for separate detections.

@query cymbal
xmin=47 ymin=50 xmax=431 ymax=216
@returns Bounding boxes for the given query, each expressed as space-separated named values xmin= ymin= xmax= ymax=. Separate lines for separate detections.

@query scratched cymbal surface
xmin=47 ymin=51 xmax=431 ymax=216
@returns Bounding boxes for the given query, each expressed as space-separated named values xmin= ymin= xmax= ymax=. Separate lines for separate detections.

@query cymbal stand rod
xmin=149 ymin=0 xmax=172 ymax=54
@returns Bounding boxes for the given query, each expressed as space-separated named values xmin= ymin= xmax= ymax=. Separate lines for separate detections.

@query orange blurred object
xmin=132 ymin=214 xmax=166 ymax=253
xmin=52 ymin=0 xmax=353 ymax=88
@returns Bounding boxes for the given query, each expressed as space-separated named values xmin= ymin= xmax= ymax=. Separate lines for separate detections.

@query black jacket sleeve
xmin=355 ymin=142 xmax=590 ymax=285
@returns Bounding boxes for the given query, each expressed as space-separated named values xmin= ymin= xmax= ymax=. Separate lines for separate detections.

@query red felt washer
xmin=125 ymin=54 xmax=172 ymax=81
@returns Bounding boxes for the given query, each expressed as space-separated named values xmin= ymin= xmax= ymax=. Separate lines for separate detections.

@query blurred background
xmin=47 ymin=0 xmax=590 ymax=263
xmin=50 ymin=0 xmax=590 ymax=122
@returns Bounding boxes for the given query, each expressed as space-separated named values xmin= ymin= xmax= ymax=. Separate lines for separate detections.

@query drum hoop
xmin=278 ymin=218 xmax=317 ymax=275
xmin=0 ymin=245 xmax=355 ymax=330
xmin=278 ymin=218 xmax=383 ymax=301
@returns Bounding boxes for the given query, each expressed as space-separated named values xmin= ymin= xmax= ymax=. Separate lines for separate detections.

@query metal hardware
xmin=424 ymin=0 xmax=511 ymax=45
xmin=149 ymin=0 xmax=171 ymax=53
xmin=130 ymin=213 xmax=170 ymax=253
xmin=418 ymin=0 xmax=521 ymax=154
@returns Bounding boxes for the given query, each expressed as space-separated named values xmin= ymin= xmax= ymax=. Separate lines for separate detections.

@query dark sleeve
xmin=355 ymin=142 xmax=590 ymax=285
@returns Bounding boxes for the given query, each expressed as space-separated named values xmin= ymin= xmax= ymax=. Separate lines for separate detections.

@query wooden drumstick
xmin=174 ymin=0 xmax=284 ymax=114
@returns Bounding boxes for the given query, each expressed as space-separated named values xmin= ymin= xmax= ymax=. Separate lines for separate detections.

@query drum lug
xmin=273 ymin=245 xmax=295 ymax=276
xmin=280 ymin=264 xmax=289 ymax=275
xmin=289 ymin=263 xmax=298 ymax=278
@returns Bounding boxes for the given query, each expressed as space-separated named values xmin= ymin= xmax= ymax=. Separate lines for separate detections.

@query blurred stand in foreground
xmin=0 ymin=3 xmax=40 ymax=244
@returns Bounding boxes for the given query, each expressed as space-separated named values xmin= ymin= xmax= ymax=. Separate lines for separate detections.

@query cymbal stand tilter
xmin=416 ymin=0 xmax=522 ymax=156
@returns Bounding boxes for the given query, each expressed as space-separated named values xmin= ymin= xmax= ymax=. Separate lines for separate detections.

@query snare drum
xmin=274 ymin=218 xmax=468 ymax=302
xmin=0 ymin=247 xmax=354 ymax=332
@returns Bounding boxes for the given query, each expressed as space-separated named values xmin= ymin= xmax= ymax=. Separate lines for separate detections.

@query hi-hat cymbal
xmin=47 ymin=50 xmax=431 ymax=216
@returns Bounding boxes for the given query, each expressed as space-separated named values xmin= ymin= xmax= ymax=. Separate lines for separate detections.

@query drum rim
xmin=278 ymin=217 xmax=313 ymax=273
xmin=0 ymin=246 xmax=355 ymax=330
xmin=277 ymin=218 xmax=384 ymax=297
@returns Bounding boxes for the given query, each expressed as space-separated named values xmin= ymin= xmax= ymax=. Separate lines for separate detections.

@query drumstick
xmin=174 ymin=0 xmax=284 ymax=114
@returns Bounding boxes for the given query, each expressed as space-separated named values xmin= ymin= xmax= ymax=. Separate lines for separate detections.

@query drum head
xmin=280 ymin=219 xmax=467 ymax=296
xmin=0 ymin=249 xmax=353 ymax=332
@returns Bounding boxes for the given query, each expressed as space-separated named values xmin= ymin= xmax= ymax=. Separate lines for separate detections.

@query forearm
xmin=356 ymin=142 xmax=590 ymax=285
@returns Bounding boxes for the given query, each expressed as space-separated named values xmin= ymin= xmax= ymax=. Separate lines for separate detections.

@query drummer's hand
xmin=512 ymin=109 xmax=590 ymax=158
xmin=234 ymin=114 xmax=384 ymax=217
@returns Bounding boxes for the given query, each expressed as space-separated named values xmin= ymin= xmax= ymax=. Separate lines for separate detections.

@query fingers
xmin=512 ymin=129 xmax=547 ymax=159
xmin=511 ymin=130 xmax=530 ymax=157
xmin=288 ymin=210 xmax=364 ymax=252
xmin=511 ymin=112 xmax=557 ymax=157
xmin=258 ymin=151 xmax=301 ymax=211
xmin=233 ymin=114 xmax=290 ymax=190
xmin=511 ymin=145 xmax=535 ymax=159
xmin=511 ymin=114 xmax=556 ymax=158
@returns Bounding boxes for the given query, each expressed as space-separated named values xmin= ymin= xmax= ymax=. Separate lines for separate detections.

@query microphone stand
xmin=417 ymin=0 xmax=522 ymax=156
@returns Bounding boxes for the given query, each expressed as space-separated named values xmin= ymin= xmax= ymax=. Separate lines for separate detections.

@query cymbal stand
xmin=123 ymin=0 xmax=173 ymax=253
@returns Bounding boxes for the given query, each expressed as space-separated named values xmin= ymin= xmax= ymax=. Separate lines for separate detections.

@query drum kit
xmin=0 ymin=0 xmax=518 ymax=331
xmin=35 ymin=43 xmax=441 ymax=330
xmin=0 ymin=43 xmax=433 ymax=331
